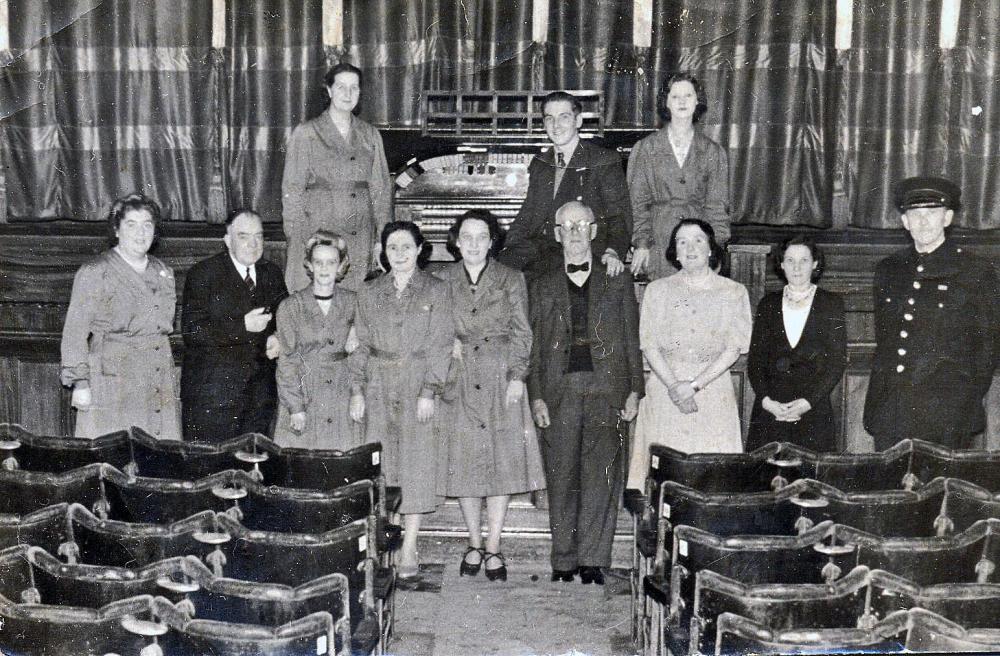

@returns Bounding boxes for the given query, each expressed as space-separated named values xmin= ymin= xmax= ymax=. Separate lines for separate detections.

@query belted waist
xmin=371 ymin=347 xmax=426 ymax=360
xmin=99 ymin=332 xmax=169 ymax=349
xmin=305 ymin=180 xmax=370 ymax=191
xmin=457 ymin=335 xmax=510 ymax=346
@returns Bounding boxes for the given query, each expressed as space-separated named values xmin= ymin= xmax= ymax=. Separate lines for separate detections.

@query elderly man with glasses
xmin=527 ymin=200 xmax=643 ymax=585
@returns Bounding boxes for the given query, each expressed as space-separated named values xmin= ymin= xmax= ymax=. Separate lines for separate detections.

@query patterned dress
xmin=435 ymin=261 xmax=545 ymax=497
xmin=627 ymin=271 xmax=751 ymax=487
xmin=274 ymin=287 xmax=361 ymax=449
xmin=60 ymin=249 xmax=180 ymax=440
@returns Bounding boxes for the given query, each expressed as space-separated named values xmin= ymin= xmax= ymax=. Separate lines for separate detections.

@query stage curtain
xmin=343 ymin=0 xmax=533 ymax=125
xmin=650 ymin=0 xmax=836 ymax=227
xmin=938 ymin=0 xmax=1000 ymax=230
xmin=1 ymin=0 xmax=217 ymax=221
xmin=222 ymin=0 xmax=325 ymax=223
xmin=837 ymin=0 xmax=950 ymax=229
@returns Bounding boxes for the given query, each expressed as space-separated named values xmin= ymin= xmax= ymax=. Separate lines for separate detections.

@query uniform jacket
xmin=60 ymin=249 xmax=180 ymax=439
xmin=746 ymin=288 xmax=847 ymax=452
xmin=863 ymin=241 xmax=1000 ymax=448
xmin=180 ymin=251 xmax=288 ymax=403
xmin=281 ymin=112 xmax=392 ymax=291
xmin=499 ymin=140 xmax=632 ymax=279
xmin=627 ymin=128 xmax=730 ymax=280
xmin=527 ymin=261 xmax=644 ymax=410
xmin=274 ymin=287 xmax=359 ymax=449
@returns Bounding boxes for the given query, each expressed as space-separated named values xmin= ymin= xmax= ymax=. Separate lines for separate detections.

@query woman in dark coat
xmin=746 ymin=236 xmax=847 ymax=453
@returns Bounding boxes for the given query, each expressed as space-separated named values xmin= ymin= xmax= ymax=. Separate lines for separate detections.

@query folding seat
xmin=0 ymin=587 xmax=154 ymax=656
xmin=871 ymin=569 xmax=1000 ymax=628
xmin=646 ymin=442 xmax=813 ymax=494
xmin=933 ymin=478 xmax=1000 ymax=535
xmin=0 ymin=502 xmax=69 ymax=554
xmin=0 ymin=423 xmax=132 ymax=472
xmin=714 ymin=609 xmax=909 ymax=655
xmin=690 ymin=566 xmax=873 ymax=655
xmin=907 ymin=439 xmax=1000 ymax=492
xmin=237 ymin=478 xmax=375 ymax=535
xmin=149 ymin=596 xmax=344 ymax=656
xmin=3 ymin=545 xmax=188 ymax=609
xmin=642 ymin=522 xmax=835 ymax=656
xmin=213 ymin=514 xmax=390 ymax=655
xmin=0 ymin=463 xmax=106 ymax=516
xmin=102 ymin=466 xmax=243 ymax=523
xmin=66 ymin=502 xmax=218 ymax=567
xmin=806 ymin=440 xmax=915 ymax=492
xmin=255 ymin=438 xmax=382 ymax=491
xmin=128 ymin=427 xmax=255 ymax=480
xmin=905 ymin=607 xmax=1000 ymax=652
xmin=836 ymin=518 xmax=1000 ymax=587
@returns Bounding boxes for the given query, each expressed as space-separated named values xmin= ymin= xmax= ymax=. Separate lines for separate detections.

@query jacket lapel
xmin=586 ymin=263 xmax=608 ymax=342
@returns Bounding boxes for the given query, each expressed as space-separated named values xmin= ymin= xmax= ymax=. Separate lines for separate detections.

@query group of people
xmin=59 ymin=64 xmax=1000 ymax=586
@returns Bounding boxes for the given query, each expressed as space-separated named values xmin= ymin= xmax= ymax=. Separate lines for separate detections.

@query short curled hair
xmin=445 ymin=209 xmax=505 ymax=260
xmin=657 ymin=72 xmax=709 ymax=124
xmin=775 ymin=234 xmax=825 ymax=283
xmin=304 ymin=230 xmax=351 ymax=282
xmin=107 ymin=193 xmax=162 ymax=249
xmin=379 ymin=221 xmax=433 ymax=271
xmin=665 ymin=218 xmax=724 ymax=270
xmin=324 ymin=61 xmax=363 ymax=89
xmin=541 ymin=90 xmax=582 ymax=116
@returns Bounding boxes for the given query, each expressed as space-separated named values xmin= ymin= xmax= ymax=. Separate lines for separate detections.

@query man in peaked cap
xmin=863 ymin=176 xmax=1000 ymax=450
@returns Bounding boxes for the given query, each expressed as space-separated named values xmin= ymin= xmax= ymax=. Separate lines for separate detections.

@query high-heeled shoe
xmin=484 ymin=551 xmax=507 ymax=581
xmin=459 ymin=546 xmax=485 ymax=577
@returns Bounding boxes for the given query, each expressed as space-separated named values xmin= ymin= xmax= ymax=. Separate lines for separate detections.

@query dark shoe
xmin=579 ymin=566 xmax=605 ymax=585
xmin=484 ymin=551 xmax=507 ymax=581
xmin=551 ymin=568 xmax=576 ymax=582
xmin=459 ymin=546 xmax=484 ymax=577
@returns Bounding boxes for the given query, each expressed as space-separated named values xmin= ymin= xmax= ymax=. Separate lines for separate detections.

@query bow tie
xmin=566 ymin=262 xmax=590 ymax=274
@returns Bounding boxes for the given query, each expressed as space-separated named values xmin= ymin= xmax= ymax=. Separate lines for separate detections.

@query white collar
xmin=230 ymin=253 xmax=256 ymax=282
xmin=554 ymin=137 xmax=580 ymax=165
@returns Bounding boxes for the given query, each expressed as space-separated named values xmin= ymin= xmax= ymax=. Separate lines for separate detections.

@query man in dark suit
xmin=181 ymin=209 xmax=288 ymax=442
xmin=863 ymin=176 xmax=1000 ymax=450
xmin=499 ymin=91 xmax=631 ymax=280
xmin=528 ymin=200 xmax=644 ymax=584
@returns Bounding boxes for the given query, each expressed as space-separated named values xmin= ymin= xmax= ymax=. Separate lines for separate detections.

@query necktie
xmin=244 ymin=267 xmax=255 ymax=293
xmin=567 ymin=262 xmax=590 ymax=274
xmin=553 ymin=151 xmax=567 ymax=196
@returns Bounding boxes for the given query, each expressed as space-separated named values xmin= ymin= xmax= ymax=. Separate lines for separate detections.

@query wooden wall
xmin=1 ymin=222 xmax=999 ymax=450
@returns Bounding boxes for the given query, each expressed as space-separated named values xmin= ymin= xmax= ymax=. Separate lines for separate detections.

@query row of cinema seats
xmin=624 ymin=441 xmax=1000 ymax=655
xmin=0 ymin=424 xmax=402 ymax=656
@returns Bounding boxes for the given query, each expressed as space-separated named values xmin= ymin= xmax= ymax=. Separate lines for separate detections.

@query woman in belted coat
xmin=746 ymin=236 xmax=847 ymax=453
xmin=282 ymin=62 xmax=393 ymax=293
xmin=627 ymin=72 xmax=730 ymax=280
xmin=349 ymin=222 xmax=454 ymax=578
xmin=274 ymin=230 xmax=360 ymax=449
xmin=60 ymin=194 xmax=180 ymax=440
xmin=436 ymin=210 xmax=545 ymax=581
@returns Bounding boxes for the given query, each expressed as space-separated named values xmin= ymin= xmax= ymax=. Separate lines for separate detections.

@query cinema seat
xmin=871 ymin=568 xmax=1000 ymax=627
xmin=0 ymin=423 xmax=131 ymax=473
xmin=904 ymin=607 xmax=1000 ymax=652
xmin=0 ymin=502 xmax=69 ymax=554
xmin=128 ymin=428 xmax=255 ymax=480
xmin=0 ymin=464 xmax=106 ymax=516
xmin=690 ymin=566 xmax=872 ymax=655
xmin=714 ymin=609 xmax=909 ymax=655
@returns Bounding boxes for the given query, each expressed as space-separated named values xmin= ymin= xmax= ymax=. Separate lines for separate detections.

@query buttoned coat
xmin=181 ymin=251 xmax=287 ymax=440
xmin=60 ymin=250 xmax=180 ymax=440
xmin=350 ymin=270 xmax=455 ymax=513
xmin=627 ymin=128 xmax=730 ymax=279
xmin=746 ymin=288 xmax=847 ymax=453
xmin=499 ymin=140 xmax=632 ymax=279
xmin=274 ymin=287 xmax=361 ymax=450
xmin=863 ymin=242 xmax=1000 ymax=450
xmin=282 ymin=112 xmax=393 ymax=292
xmin=527 ymin=262 xmax=645 ymax=412
xmin=435 ymin=261 xmax=545 ymax=497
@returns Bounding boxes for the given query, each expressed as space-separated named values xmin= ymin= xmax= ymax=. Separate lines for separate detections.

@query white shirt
xmin=782 ymin=296 xmax=813 ymax=348
xmin=565 ymin=254 xmax=593 ymax=287
xmin=230 ymin=253 xmax=256 ymax=285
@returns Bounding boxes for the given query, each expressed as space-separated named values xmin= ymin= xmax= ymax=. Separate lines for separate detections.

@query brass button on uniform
xmin=907 ymin=298 xmax=915 ymax=305
xmin=904 ymin=313 xmax=913 ymax=321
xmin=900 ymin=330 xmax=908 ymax=338
xmin=896 ymin=365 xmax=905 ymax=373
xmin=897 ymin=348 xmax=906 ymax=356
xmin=913 ymin=282 xmax=921 ymax=289
xmin=916 ymin=265 xmax=924 ymax=273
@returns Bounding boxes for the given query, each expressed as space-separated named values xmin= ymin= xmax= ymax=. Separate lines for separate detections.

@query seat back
xmin=238 ymin=480 xmax=374 ymax=534
xmin=129 ymin=428 xmax=255 ymax=480
xmin=68 ymin=503 xmax=217 ymax=567
xmin=102 ymin=467 xmax=239 ymax=523
xmin=0 ymin=424 xmax=131 ymax=473
xmin=692 ymin=567 xmax=872 ymax=655
xmin=715 ymin=610 xmax=908 ymax=655
xmin=0 ymin=503 xmax=69 ymax=554
xmin=905 ymin=608 xmax=1000 ymax=651
xmin=647 ymin=443 xmax=811 ymax=493
xmin=256 ymin=439 xmax=382 ymax=492
xmin=0 ymin=465 xmax=105 ymax=515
